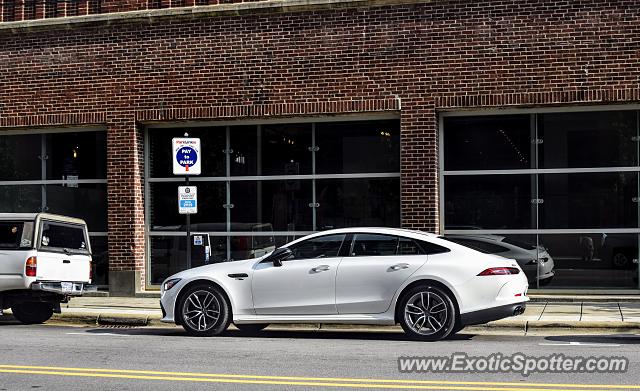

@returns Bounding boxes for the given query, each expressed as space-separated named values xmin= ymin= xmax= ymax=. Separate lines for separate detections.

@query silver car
xmin=443 ymin=235 xmax=555 ymax=285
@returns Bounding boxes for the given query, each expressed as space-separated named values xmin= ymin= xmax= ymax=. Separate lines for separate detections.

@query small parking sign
xmin=178 ymin=186 xmax=198 ymax=214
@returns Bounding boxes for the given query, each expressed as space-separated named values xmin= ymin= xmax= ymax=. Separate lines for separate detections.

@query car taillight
xmin=25 ymin=256 xmax=37 ymax=277
xmin=477 ymin=267 xmax=520 ymax=276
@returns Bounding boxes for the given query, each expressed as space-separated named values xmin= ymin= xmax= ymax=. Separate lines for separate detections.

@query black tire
xmin=11 ymin=302 xmax=54 ymax=325
xmin=448 ymin=322 xmax=465 ymax=337
xmin=177 ymin=284 xmax=230 ymax=337
xmin=398 ymin=284 xmax=456 ymax=341
xmin=234 ymin=323 xmax=269 ymax=334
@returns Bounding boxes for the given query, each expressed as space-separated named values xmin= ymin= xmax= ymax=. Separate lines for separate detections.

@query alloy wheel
xmin=182 ymin=289 xmax=221 ymax=332
xmin=403 ymin=291 xmax=448 ymax=336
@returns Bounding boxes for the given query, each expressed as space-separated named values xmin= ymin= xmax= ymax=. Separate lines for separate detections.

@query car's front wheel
xmin=11 ymin=302 xmax=54 ymax=324
xmin=398 ymin=284 xmax=456 ymax=341
xmin=178 ymin=284 xmax=230 ymax=337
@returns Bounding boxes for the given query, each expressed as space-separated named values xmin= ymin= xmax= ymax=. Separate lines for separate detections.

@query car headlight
xmin=163 ymin=278 xmax=181 ymax=291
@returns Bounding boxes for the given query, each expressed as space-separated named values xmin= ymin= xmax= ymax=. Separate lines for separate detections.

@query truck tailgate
xmin=36 ymin=252 xmax=90 ymax=283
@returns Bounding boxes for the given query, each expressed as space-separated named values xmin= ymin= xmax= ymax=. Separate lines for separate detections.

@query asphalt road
xmin=1 ymin=319 xmax=639 ymax=391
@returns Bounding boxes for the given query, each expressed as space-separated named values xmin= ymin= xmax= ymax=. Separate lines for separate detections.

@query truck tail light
xmin=89 ymin=259 xmax=93 ymax=281
xmin=477 ymin=267 xmax=520 ymax=276
xmin=25 ymin=256 xmax=37 ymax=277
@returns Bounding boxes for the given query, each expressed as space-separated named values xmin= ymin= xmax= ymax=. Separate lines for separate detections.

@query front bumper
xmin=460 ymin=302 xmax=527 ymax=326
xmin=31 ymin=282 xmax=92 ymax=296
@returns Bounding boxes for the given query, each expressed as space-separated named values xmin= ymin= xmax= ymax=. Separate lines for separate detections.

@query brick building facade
xmin=1 ymin=0 xmax=639 ymax=294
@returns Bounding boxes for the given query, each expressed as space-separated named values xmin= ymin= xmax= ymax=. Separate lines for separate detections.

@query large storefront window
xmin=146 ymin=119 xmax=401 ymax=285
xmin=0 ymin=130 xmax=108 ymax=286
xmin=442 ymin=110 xmax=640 ymax=290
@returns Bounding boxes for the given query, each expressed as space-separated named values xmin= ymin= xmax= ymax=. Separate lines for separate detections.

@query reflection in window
xmin=261 ymin=124 xmax=312 ymax=176
xmin=230 ymin=181 xmax=312 ymax=232
xmin=316 ymin=178 xmax=400 ymax=230
xmin=444 ymin=175 xmax=534 ymax=230
xmin=444 ymin=115 xmax=532 ymax=171
xmin=539 ymin=111 xmax=637 ymax=168
xmin=316 ymin=120 xmax=399 ymax=174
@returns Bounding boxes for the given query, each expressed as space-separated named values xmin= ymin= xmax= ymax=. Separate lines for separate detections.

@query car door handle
xmin=311 ymin=265 xmax=330 ymax=272
xmin=63 ymin=260 xmax=71 ymax=264
xmin=390 ymin=263 xmax=409 ymax=270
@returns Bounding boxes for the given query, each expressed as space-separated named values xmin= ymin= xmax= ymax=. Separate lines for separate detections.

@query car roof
xmin=444 ymin=234 xmax=507 ymax=241
xmin=0 ymin=213 xmax=87 ymax=225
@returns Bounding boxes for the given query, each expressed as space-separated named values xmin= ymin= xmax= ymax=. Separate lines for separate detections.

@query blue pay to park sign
xmin=178 ymin=186 xmax=198 ymax=214
xmin=172 ymin=137 xmax=202 ymax=175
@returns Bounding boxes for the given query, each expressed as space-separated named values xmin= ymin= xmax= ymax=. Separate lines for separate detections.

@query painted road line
xmin=539 ymin=342 xmax=621 ymax=347
xmin=0 ymin=365 xmax=638 ymax=390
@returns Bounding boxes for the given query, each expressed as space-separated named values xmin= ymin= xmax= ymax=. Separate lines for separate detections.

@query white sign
xmin=172 ymin=137 xmax=202 ymax=176
xmin=193 ymin=235 xmax=203 ymax=246
xmin=178 ymin=186 xmax=198 ymax=214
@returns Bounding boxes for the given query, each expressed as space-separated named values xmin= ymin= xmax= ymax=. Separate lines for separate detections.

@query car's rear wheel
xmin=178 ymin=284 xmax=230 ymax=337
xmin=11 ymin=302 xmax=54 ymax=324
xmin=234 ymin=323 xmax=269 ymax=334
xmin=398 ymin=284 xmax=456 ymax=341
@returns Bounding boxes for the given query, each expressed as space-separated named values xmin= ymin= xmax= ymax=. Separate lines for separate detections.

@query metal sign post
xmin=173 ymin=133 xmax=201 ymax=269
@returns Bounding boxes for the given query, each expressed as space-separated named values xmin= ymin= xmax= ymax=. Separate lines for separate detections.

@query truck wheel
xmin=11 ymin=303 xmax=54 ymax=324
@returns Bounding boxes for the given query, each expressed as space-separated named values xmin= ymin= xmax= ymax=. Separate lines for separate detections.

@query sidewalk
xmin=24 ymin=295 xmax=640 ymax=332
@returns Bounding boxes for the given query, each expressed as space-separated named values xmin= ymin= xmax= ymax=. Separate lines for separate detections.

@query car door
xmin=251 ymin=234 xmax=346 ymax=315
xmin=335 ymin=234 xmax=428 ymax=314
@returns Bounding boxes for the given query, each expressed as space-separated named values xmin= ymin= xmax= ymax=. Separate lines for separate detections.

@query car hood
xmin=166 ymin=256 xmax=265 ymax=281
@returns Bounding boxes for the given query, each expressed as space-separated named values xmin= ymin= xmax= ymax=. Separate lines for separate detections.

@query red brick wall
xmin=1 ymin=0 xmax=639 ymax=288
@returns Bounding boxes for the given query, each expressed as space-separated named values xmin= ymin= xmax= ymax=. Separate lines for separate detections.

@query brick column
xmin=400 ymin=98 xmax=440 ymax=234
xmin=107 ymin=115 xmax=146 ymax=296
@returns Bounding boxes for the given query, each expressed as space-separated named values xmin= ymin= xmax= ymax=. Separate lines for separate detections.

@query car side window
xmin=416 ymin=239 xmax=451 ymax=255
xmin=398 ymin=237 xmax=425 ymax=255
xmin=287 ymin=234 xmax=346 ymax=260
xmin=351 ymin=234 xmax=398 ymax=256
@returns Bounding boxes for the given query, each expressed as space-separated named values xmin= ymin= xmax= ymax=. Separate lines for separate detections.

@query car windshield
xmin=0 ymin=221 xmax=34 ymax=250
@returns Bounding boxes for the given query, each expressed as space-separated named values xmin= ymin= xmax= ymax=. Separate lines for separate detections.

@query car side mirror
xmin=266 ymin=247 xmax=293 ymax=267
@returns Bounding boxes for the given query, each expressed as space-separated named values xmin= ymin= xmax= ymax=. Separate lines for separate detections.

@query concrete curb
xmin=45 ymin=311 xmax=640 ymax=333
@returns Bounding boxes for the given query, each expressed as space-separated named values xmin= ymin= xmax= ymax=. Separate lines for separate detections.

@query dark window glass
xmin=260 ymin=124 xmax=311 ymax=176
xmin=88 ymin=0 xmax=101 ymax=13
xmin=539 ymin=111 xmax=637 ymax=168
xmin=398 ymin=237 xmax=424 ymax=255
xmin=315 ymin=120 xmax=400 ymax=174
xmin=2 ymin=0 xmax=15 ymax=21
xmin=150 ymin=236 xmax=227 ymax=284
xmin=352 ymin=234 xmax=397 ymax=256
xmin=444 ymin=175 xmax=534 ymax=230
xmin=230 ymin=181 xmax=312 ymax=232
xmin=45 ymin=0 xmax=58 ymax=18
xmin=0 ymin=186 xmax=41 ymax=213
xmin=40 ymin=222 xmax=87 ymax=253
xmin=45 ymin=184 xmax=107 ymax=232
xmin=230 ymin=126 xmax=258 ymax=176
xmin=444 ymin=115 xmax=532 ymax=171
xmin=0 ymin=134 xmax=42 ymax=181
xmin=0 ymin=222 xmax=33 ymax=249
xmin=416 ymin=240 xmax=451 ymax=255
xmin=46 ymin=132 xmax=107 ymax=180
xmin=537 ymin=233 xmax=638 ymax=289
xmin=149 ymin=182 xmax=226 ymax=231
xmin=67 ymin=0 xmax=80 ymax=16
xmin=24 ymin=0 xmax=36 ymax=19
xmin=90 ymin=236 xmax=108 ymax=286
xmin=502 ymin=237 xmax=537 ymax=250
xmin=316 ymin=178 xmax=400 ymax=230
xmin=230 ymin=235 xmax=299 ymax=262
xmin=287 ymin=234 xmax=345 ymax=259
xmin=149 ymin=128 xmax=226 ymax=177
xmin=443 ymin=237 xmax=509 ymax=254
xmin=539 ymin=172 xmax=637 ymax=229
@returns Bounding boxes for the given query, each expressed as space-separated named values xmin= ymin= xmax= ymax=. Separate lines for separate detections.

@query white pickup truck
xmin=0 ymin=213 xmax=93 ymax=324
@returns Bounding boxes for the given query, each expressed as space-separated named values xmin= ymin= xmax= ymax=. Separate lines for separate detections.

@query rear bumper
xmin=460 ymin=302 xmax=527 ymax=326
xmin=31 ymin=282 xmax=91 ymax=296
